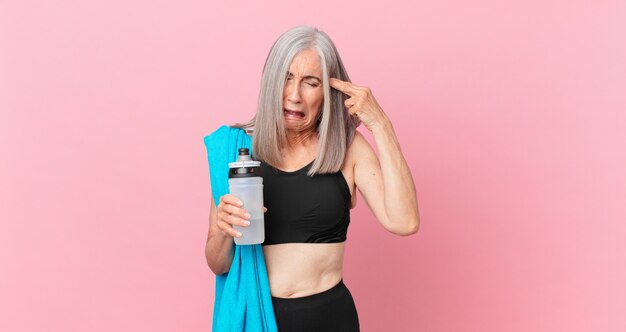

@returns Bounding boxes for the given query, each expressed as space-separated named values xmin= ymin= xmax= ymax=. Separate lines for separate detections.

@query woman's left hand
xmin=330 ymin=78 xmax=389 ymax=132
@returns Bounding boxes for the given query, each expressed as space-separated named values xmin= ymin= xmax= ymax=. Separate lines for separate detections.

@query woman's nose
xmin=286 ymin=82 xmax=302 ymax=103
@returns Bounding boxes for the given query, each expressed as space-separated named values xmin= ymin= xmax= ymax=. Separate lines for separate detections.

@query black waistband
xmin=271 ymin=279 xmax=348 ymax=309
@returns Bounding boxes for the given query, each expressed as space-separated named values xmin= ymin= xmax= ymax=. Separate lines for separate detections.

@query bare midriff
xmin=263 ymin=242 xmax=345 ymax=298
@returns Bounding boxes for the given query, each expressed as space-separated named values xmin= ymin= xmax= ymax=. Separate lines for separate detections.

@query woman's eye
xmin=306 ymin=82 xmax=319 ymax=87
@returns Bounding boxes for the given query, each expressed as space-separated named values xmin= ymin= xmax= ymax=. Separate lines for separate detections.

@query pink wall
xmin=2 ymin=1 xmax=625 ymax=331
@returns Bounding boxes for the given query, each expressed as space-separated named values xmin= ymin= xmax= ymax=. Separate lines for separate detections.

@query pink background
xmin=2 ymin=0 xmax=625 ymax=331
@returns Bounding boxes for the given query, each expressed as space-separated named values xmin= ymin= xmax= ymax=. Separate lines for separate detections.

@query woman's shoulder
xmin=344 ymin=130 xmax=375 ymax=167
xmin=206 ymin=122 xmax=253 ymax=134
xmin=347 ymin=130 xmax=373 ymax=155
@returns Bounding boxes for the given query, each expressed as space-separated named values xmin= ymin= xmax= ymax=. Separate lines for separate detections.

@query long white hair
xmin=236 ymin=25 xmax=359 ymax=175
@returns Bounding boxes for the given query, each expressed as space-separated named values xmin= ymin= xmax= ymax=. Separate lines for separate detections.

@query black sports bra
xmin=260 ymin=160 xmax=351 ymax=245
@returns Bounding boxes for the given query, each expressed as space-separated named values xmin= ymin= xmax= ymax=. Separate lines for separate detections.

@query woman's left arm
xmin=330 ymin=78 xmax=420 ymax=235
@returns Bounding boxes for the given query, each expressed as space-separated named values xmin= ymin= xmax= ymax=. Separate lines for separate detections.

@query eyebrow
xmin=287 ymin=72 xmax=322 ymax=82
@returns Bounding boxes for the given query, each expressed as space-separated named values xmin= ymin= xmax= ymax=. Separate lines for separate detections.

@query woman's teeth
xmin=284 ymin=109 xmax=305 ymax=118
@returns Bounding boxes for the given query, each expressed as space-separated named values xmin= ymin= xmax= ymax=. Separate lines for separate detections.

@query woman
xmin=205 ymin=25 xmax=420 ymax=331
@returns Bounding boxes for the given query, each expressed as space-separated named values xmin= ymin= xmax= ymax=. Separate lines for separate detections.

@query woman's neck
xmin=285 ymin=127 xmax=316 ymax=148
xmin=283 ymin=128 xmax=318 ymax=160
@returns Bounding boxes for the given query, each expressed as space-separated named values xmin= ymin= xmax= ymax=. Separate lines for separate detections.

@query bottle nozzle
xmin=237 ymin=148 xmax=252 ymax=162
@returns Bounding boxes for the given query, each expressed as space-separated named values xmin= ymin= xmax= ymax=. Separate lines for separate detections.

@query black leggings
xmin=271 ymin=279 xmax=360 ymax=332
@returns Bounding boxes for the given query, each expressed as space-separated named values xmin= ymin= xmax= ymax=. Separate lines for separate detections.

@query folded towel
xmin=203 ymin=125 xmax=278 ymax=332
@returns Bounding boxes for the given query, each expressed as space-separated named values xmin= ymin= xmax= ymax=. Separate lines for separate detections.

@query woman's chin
xmin=284 ymin=119 xmax=312 ymax=132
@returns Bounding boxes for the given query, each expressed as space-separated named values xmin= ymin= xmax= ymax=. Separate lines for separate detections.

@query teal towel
xmin=203 ymin=125 xmax=278 ymax=332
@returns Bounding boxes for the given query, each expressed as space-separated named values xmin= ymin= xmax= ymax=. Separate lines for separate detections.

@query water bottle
xmin=228 ymin=148 xmax=265 ymax=245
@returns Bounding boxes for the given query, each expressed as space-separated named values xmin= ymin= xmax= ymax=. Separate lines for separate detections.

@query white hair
xmin=235 ymin=25 xmax=359 ymax=175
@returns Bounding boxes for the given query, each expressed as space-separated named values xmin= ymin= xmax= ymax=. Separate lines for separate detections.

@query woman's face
xmin=282 ymin=48 xmax=324 ymax=132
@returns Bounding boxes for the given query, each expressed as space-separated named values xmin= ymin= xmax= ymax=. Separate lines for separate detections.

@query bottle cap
xmin=228 ymin=148 xmax=261 ymax=178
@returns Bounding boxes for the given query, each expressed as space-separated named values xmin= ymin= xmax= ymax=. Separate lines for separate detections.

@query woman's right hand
xmin=216 ymin=194 xmax=251 ymax=238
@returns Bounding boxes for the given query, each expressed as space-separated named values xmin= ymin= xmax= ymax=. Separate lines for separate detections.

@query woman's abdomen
xmin=263 ymin=242 xmax=345 ymax=298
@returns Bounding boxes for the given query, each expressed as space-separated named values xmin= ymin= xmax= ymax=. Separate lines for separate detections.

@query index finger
xmin=329 ymin=78 xmax=359 ymax=96
xmin=221 ymin=194 xmax=243 ymax=207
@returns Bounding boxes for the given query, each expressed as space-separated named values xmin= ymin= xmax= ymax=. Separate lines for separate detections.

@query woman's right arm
xmin=205 ymin=194 xmax=250 ymax=275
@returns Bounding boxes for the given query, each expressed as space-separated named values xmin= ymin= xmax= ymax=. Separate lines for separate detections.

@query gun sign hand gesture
xmin=330 ymin=78 xmax=390 ymax=133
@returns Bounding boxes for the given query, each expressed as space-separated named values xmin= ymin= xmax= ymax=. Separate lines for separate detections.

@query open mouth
xmin=284 ymin=109 xmax=305 ymax=119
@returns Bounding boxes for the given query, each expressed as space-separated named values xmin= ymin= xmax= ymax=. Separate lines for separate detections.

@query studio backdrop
xmin=1 ymin=1 xmax=625 ymax=331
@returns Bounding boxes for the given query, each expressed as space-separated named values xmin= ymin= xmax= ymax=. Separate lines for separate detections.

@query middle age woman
xmin=205 ymin=25 xmax=420 ymax=331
